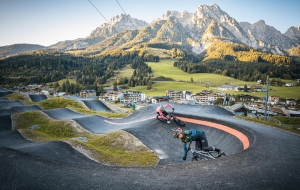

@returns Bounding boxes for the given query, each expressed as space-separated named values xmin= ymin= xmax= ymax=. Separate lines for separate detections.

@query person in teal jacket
xmin=173 ymin=128 xmax=223 ymax=160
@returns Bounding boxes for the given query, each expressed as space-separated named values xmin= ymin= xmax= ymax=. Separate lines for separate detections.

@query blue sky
xmin=0 ymin=0 xmax=299 ymax=47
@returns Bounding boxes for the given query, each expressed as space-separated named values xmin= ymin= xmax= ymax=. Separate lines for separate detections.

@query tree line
xmin=174 ymin=59 xmax=300 ymax=81
xmin=0 ymin=50 xmax=159 ymax=93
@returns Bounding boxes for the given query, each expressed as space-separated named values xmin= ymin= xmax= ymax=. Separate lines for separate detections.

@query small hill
xmin=204 ymin=41 xmax=292 ymax=65
xmin=286 ymin=46 xmax=300 ymax=62
xmin=0 ymin=44 xmax=45 ymax=59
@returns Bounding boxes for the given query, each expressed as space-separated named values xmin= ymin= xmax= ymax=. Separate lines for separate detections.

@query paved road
xmin=0 ymin=88 xmax=299 ymax=189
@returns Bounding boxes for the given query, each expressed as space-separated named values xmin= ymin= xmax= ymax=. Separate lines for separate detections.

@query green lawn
xmin=47 ymin=78 xmax=77 ymax=86
xmin=125 ymin=59 xmax=300 ymax=98
xmin=146 ymin=48 xmax=172 ymax=59
xmin=147 ymin=59 xmax=253 ymax=85
xmin=254 ymin=86 xmax=300 ymax=99
xmin=105 ymin=64 xmax=134 ymax=86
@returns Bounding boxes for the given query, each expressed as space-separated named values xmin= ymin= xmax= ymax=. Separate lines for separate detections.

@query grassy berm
xmin=236 ymin=116 xmax=300 ymax=135
xmin=7 ymin=93 xmax=159 ymax=166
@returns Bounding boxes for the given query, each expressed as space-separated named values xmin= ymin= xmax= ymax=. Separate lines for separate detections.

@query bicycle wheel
xmin=206 ymin=151 xmax=218 ymax=159
xmin=173 ymin=116 xmax=185 ymax=126
xmin=199 ymin=154 xmax=214 ymax=160
xmin=191 ymin=155 xmax=199 ymax=161
xmin=192 ymin=154 xmax=210 ymax=161
xmin=217 ymin=152 xmax=226 ymax=157
xmin=156 ymin=115 xmax=167 ymax=123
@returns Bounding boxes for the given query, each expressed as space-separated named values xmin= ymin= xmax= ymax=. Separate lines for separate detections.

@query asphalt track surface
xmin=1 ymin=88 xmax=300 ymax=189
xmin=28 ymin=94 xmax=47 ymax=102
xmin=65 ymin=96 xmax=112 ymax=112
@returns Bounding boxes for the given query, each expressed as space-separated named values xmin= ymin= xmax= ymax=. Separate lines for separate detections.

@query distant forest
xmin=166 ymin=45 xmax=300 ymax=81
xmin=174 ymin=59 xmax=300 ymax=81
xmin=0 ymin=51 xmax=157 ymax=94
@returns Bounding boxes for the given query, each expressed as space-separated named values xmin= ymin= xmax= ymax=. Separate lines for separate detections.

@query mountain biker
xmin=173 ymin=128 xmax=224 ymax=160
xmin=156 ymin=103 xmax=174 ymax=123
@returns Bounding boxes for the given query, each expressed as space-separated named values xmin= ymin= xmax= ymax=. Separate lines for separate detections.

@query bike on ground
xmin=187 ymin=141 xmax=226 ymax=161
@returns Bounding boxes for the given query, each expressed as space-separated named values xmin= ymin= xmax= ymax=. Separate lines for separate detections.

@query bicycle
xmin=187 ymin=141 xmax=226 ymax=161
xmin=156 ymin=110 xmax=185 ymax=126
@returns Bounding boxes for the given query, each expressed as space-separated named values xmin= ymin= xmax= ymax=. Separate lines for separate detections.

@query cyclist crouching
xmin=156 ymin=104 xmax=174 ymax=124
xmin=173 ymin=128 xmax=223 ymax=160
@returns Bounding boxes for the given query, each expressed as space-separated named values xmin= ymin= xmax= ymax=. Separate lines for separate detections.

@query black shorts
xmin=195 ymin=132 xmax=209 ymax=150
xmin=157 ymin=111 xmax=168 ymax=117
xmin=162 ymin=110 xmax=168 ymax=117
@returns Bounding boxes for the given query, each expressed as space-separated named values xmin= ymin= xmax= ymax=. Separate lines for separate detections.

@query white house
xmin=218 ymin=85 xmax=236 ymax=91
xmin=122 ymin=91 xmax=145 ymax=103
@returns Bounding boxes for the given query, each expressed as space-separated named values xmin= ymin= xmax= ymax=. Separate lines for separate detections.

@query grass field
xmin=147 ymin=59 xmax=246 ymax=85
xmin=146 ymin=48 xmax=172 ymax=59
xmin=105 ymin=64 xmax=134 ymax=86
xmin=47 ymin=78 xmax=77 ymax=86
xmin=124 ymin=59 xmax=300 ymax=98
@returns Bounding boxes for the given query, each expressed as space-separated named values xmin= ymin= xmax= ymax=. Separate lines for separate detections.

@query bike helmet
xmin=160 ymin=105 xmax=165 ymax=111
xmin=172 ymin=127 xmax=183 ymax=138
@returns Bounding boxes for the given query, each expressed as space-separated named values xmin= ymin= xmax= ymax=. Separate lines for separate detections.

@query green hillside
xmin=105 ymin=64 xmax=134 ymax=86
xmin=124 ymin=59 xmax=300 ymax=98
xmin=205 ymin=42 xmax=292 ymax=65
xmin=47 ymin=78 xmax=77 ymax=86
xmin=147 ymin=59 xmax=248 ymax=84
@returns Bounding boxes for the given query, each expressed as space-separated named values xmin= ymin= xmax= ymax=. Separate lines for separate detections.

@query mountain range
xmin=1 ymin=4 xmax=300 ymax=59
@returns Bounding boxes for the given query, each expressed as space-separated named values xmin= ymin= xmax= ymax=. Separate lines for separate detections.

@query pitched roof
xmin=228 ymin=104 xmax=245 ymax=111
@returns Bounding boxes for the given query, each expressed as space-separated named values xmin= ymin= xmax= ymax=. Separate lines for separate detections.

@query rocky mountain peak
xmin=161 ymin=11 xmax=181 ymax=20
xmin=240 ymin=19 xmax=294 ymax=50
xmin=284 ymin=26 xmax=300 ymax=46
xmin=109 ymin=13 xmax=129 ymax=23
xmin=109 ymin=13 xmax=148 ymax=28
xmin=256 ymin=20 xmax=266 ymax=25
xmin=89 ymin=14 xmax=149 ymax=38
xmin=195 ymin=4 xmax=224 ymax=19
xmin=160 ymin=10 xmax=194 ymax=29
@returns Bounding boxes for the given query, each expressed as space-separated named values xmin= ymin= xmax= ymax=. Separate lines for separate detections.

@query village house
xmin=19 ymin=85 xmax=43 ymax=93
xmin=183 ymin=90 xmax=193 ymax=100
xmin=269 ymin=107 xmax=288 ymax=116
xmin=218 ymin=85 xmax=236 ymax=91
xmin=121 ymin=91 xmax=145 ymax=103
xmin=269 ymin=95 xmax=280 ymax=105
xmin=227 ymin=104 xmax=248 ymax=116
xmin=254 ymin=85 xmax=263 ymax=92
xmin=240 ymin=94 xmax=255 ymax=102
xmin=41 ymin=87 xmax=50 ymax=95
xmin=80 ymin=89 xmax=96 ymax=98
xmin=192 ymin=90 xmax=226 ymax=103
xmin=237 ymin=85 xmax=251 ymax=92
xmin=151 ymin=96 xmax=171 ymax=104
xmin=99 ymin=91 xmax=121 ymax=101
xmin=286 ymin=98 xmax=297 ymax=106
xmin=166 ymin=90 xmax=183 ymax=101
